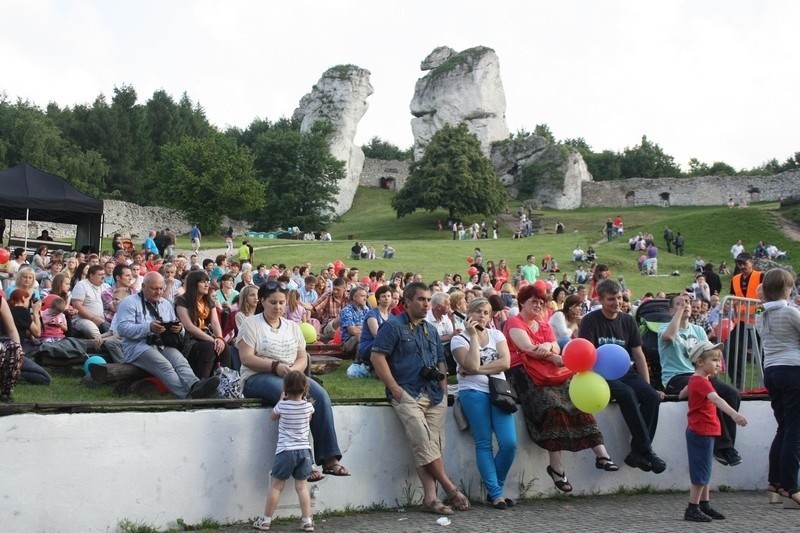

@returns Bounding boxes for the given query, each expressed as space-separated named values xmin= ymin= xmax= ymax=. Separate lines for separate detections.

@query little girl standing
xmin=41 ymin=296 xmax=68 ymax=343
xmin=253 ymin=370 xmax=315 ymax=531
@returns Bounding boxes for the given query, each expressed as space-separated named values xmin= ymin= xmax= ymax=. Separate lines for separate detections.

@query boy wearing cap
xmin=659 ymin=294 xmax=743 ymax=467
xmin=683 ymin=340 xmax=747 ymax=522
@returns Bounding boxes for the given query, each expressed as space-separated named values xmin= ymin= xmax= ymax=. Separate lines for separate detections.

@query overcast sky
xmin=2 ymin=0 xmax=798 ymax=170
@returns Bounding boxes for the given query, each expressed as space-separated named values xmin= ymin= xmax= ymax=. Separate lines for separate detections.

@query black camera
xmin=420 ymin=365 xmax=445 ymax=381
xmin=146 ymin=333 xmax=164 ymax=347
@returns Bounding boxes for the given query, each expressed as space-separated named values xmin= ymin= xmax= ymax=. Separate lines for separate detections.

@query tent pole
xmin=23 ymin=209 xmax=30 ymax=251
xmin=99 ymin=213 xmax=105 ymax=252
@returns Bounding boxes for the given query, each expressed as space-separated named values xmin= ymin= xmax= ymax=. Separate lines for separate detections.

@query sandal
xmin=300 ymin=521 xmax=315 ymax=531
xmin=595 ymin=457 xmax=620 ymax=472
xmin=768 ymin=484 xmax=782 ymax=504
xmin=307 ymin=470 xmax=324 ymax=483
xmin=779 ymin=489 xmax=800 ymax=509
xmin=322 ymin=463 xmax=351 ymax=476
xmin=547 ymin=465 xmax=573 ymax=493
xmin=444 ymin=488 xmax=472 ymax=511
xmin=486 ymin=495 xmax=516 ymax=508
xmin=421 ymin=499 xmax=454 ymax=516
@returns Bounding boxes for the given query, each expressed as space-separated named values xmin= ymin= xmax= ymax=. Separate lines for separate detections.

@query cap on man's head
xmin=689 ymin=341 xmax=723 ymax=363
xmin=736 ymin=252 xmax=753 ymax=262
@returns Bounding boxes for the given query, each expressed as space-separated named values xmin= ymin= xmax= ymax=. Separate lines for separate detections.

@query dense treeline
xmin=0 ymin=86 xmax=343 ymax=233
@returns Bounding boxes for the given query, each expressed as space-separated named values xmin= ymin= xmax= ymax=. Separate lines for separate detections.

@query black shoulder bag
xmin=457 ymin=333 xmax=518 ymax=413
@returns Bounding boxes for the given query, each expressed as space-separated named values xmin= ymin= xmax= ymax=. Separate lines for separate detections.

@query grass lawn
xmin=12 ymin=186 xmax=798 ymax=405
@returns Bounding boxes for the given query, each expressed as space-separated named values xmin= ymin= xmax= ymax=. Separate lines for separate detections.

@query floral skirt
xmin=507 ymin=365 xmax=603 ymax=452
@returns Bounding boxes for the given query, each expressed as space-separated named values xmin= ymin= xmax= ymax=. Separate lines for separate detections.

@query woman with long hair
xmin=551 ymin=286 xmax=568 ymax=312
xmin=7 ymin=289 xmax=51 ymax=384
xmin=549 ymin=294 xmax=583 ymax=349
xmin=235 ymin=285 xmax=260 ymax=332
xmin=451 ymin=297 xmax=516 ymax=509
xmin=31 ymin=245 xmax=49 ymax=281
xmin=357 ymin=285 xmax=392 ymax=365
xmin=503 ymin=284 xmax=618 ymax=494
xmin=239 ymin=281 xmax=349 ymax=480
xmin=63 ymin=256 xmax=78 ymax=283
xmin=175 ymin=270 xmax=232 ymax=378
xmin=70 ymin=262 xmax=89 ymax=291
xmin=7 ymin=267 xmax=41 ymax=300
xmin=494 ymin=259 xmax=511 ymax=286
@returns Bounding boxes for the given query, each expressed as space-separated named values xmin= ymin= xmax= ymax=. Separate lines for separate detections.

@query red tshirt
xmin=687 ymin=375 xmax=721 ymax=436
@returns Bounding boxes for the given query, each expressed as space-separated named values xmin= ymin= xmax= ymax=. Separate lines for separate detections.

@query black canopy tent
xmin=0 ymin=162 xmax=104 ymax=251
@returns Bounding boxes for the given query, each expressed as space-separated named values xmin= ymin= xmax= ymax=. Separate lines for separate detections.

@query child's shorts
xmin=685 ymin=428 xmax=714 ymax=485
xmin=270 ymin=449 xmax=313 ymax=481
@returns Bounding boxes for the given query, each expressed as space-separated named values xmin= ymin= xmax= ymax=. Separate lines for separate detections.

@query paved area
xmin=223 ymin=491 xmax=799 ymax=532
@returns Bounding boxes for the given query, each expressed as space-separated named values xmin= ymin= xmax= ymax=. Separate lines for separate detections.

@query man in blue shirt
xmin=658 ymin=294 xmax=742 ymax=466
xmin=338 ymin=287 xmax=369 ymax=355
xmin=113 ymin=272 xmax=218 ymax=398
xmin=371 ymin=282 xmax=471 ymax=515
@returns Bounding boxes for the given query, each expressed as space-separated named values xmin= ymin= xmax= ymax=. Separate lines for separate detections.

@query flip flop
xmin=322 ymin=464 xmax=351 ymax=476
xmin=420 ymin=499 xmax=454 ymax=516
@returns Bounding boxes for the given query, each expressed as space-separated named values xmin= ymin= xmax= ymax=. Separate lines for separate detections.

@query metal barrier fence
xmin=717 ymin=295 xmax=763 ymax=392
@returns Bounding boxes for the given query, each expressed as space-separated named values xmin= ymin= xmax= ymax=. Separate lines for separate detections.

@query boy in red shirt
xmin=683 ymin=341 xmax=748 ymax=522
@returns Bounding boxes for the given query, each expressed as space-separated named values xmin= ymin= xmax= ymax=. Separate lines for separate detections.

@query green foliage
xmin=563 ymin=137 xmax=592 ymax=158
xmin=325 ymin=64 xmax=362 ymax=80
xmin=430 ymin=46 xmax=492 ymax=78
xmin=686 ymin=158 xmax=737 ymax=177
xmin=533 ymin=123 xmax=556 ymax=143
xmin=157 ymin=133 xmax=264 ymax=234
xmin=248 ymin=121 xmax=345 ymax=231
xmin=361 ymin=136 xmax=411 ymax=161
xmin=620 ymin=135 xmax=682 ymax=179
xmin=392 ymin=123 xmax=507 ymax=219
xmin=518 ymin=144 xmax=569 ymax=197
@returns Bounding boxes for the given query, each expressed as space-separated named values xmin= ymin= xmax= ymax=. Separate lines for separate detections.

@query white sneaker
xmin=300 ymin=519 xmax=315 ymax=531
xmin=252 ymin=515 xmax=271 ymax=531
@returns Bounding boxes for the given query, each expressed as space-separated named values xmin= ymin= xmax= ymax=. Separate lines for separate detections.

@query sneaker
xmin=700 ymin=504 xmax=726 ymax=520
xmin=725 ymin=448 xmax=743 ymax=466
xmin=713 ymin=449 xmax=729 ymax=466
xmin=624 ymin=451 xmax=652 ymax=472
xmin=190 ymin=376 xmax=220 ymax=399
xmin=684 ymin=506 xmax=712 ymax=522
xmin=644 ymin=450 xmax=667 ymax=474
xmin=252 ymin=515 xmax=271 ymax=531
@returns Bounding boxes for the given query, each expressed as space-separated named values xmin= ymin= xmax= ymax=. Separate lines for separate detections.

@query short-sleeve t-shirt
xmin=578 ymin=309 xmax=641 ymax=361
xmin=273 ymin=398 xmax=314 ymax=454
xmin=450 ymin=329 xmax=507 ymax=393
xmin=687 ymin=375 xmax=721 ymax=436
xmin=238 ymin=315 xmax=305 ymax=383
xmin=71 ymin=279 xmax=106 ymax=318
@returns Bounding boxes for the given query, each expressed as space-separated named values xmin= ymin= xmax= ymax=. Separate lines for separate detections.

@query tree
xmin=249 ymin=121 xmax=345 ymax=231
xmin=620 ymin=135 xmax=682 ymax=179
xmin=392 ymin=123 xmax=507 ymax=219
xmin=533 ymin=123 xmax=556 ymax=143
xmin=157 ymin=133 xmax=264 ymax=233
xmin=361 ymin=136 xmax=411 ymax=161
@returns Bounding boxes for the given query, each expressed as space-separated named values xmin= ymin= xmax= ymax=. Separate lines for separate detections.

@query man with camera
xmin=370 ymin=282 xmax=471 ymax=515
xmin=114 ymin=272 xmax=219 ymax=398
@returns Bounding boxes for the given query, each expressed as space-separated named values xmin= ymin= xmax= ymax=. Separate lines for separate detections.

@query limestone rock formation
xmin=491 ymin=134 xmax=593 ymax=210
xmin=294 ymin=65 xmax=373 ymax=215
xmin=410 ymin=46 xmax=509 ymax=159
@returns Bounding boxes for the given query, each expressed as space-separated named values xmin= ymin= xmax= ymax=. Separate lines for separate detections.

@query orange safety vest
xmin=731 ymin=270 xmax=762 ymax=324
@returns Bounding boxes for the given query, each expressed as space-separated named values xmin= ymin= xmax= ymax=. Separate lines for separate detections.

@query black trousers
xmin=608 ymin=369 xmax=661 ymax=454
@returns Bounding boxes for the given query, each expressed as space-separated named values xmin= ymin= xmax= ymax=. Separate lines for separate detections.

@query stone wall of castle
xmin=580 ymin=171 xmax=800 ymax=208
xmin=358 ymin=157 xmax=411 ymax=191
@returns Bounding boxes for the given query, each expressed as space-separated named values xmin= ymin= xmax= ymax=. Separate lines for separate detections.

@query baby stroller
xmin=634 ymin=298 xmax=671 ymax=392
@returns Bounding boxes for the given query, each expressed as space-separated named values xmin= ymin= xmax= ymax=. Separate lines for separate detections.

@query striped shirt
xmin=273 ymin=399 xmax=314 ymax=454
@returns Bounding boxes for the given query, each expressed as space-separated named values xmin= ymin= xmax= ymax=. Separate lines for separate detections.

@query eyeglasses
xmin=263 ymin=281 xmax=288 ymax=294
xmin=527 ymin=299 xmax=545 ymax=307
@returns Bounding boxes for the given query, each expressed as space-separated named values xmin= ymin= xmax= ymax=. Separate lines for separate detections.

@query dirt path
xmin=775 ymin=213 xmax=800 ymax=241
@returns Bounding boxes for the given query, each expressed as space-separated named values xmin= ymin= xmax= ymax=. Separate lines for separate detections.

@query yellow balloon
xmin=367 ymin=294 xmax=377 ymax=308
xmin=568 ymin=371 xmax=610 ymax=414
xmin=299 ymin=322 xmax=318 ymax=344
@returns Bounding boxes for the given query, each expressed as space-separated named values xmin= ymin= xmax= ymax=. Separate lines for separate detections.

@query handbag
xmin=488 ymin=376 xmax=518 ymax=413
xmin=215 ymin=365 xmax=243 ymax=399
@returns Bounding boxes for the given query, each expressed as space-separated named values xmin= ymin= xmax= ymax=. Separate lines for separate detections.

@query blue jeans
xmin=765 ymin=365 xmax=800 ymax=492
xmin=458 ymin=388 xmax=517 ymax=500
xmin=244 ymin=372 xmax=342 ymax=466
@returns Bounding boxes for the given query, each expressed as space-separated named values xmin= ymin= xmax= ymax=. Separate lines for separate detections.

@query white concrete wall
xmin=0 ymin=401 xmax=772 ymax=532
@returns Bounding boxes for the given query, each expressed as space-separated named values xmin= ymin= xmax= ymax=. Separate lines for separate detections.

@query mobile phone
xmin=161 ymin=321 xmax=179 ymax=328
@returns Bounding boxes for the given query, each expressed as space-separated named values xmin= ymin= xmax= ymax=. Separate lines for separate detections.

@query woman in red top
xmin=503 ymin=284 xmax=618 ymax=494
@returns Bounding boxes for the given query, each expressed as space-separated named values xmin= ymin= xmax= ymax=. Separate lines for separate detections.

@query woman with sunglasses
xmin=238 ymin=281 xmax=350 ymax=481
xmin=176 ymin=271 xmax=231 ymax=378
xmin=503 ymin=283 xmax=618 ymax=494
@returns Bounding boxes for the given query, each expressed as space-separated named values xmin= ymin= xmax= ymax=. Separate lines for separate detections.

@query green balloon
xmin=299 ymin=322 xmax=318 ymax=344
xmin=568 ymin=371 xmax=610 ymax=414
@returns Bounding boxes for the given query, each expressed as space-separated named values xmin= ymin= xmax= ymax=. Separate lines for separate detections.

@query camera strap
xmin=140 ymin=292 xmax=163 ymax=323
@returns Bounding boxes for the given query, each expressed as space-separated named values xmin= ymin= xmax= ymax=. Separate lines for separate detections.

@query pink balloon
xmin=0 ymin=249 xmax=8 ymax=264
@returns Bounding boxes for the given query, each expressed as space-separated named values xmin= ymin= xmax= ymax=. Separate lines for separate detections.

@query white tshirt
xmin=450 ymin=329 xmax=507 ymax=394
xmin=425 ymin=310 xmax=454 ymax=337
xmin=238 ymin=315 xmax=305 ymax=383
xmin=71 ymin=279 xmax=107 ymax=317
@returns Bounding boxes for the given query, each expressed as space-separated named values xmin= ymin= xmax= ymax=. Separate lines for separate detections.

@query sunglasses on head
xmin=263 ymin=281 xmax=288 ymax=294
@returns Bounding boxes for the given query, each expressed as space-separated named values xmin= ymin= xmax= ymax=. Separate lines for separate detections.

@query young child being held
xmin=683 ymin=341 xmax=748 ymax=522
xmin=41 ymin=296 xmax=68 ymax=343
xmin=253 ymin=370 xmax=315 ymax=532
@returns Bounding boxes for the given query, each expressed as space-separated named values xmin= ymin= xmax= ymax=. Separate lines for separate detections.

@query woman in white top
xmin=756 ymin=269 xmax=800 ymax=506
xmin=450 ymin=297 xmax=516 ymax=509
xmin=238 ymin=281 xmax=349 ymax=480
xmin=549 ymin=294 xmax=583 ymax=349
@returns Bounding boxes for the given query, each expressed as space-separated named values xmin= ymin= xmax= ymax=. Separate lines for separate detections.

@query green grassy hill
xmin=248 ymin=187 xmax=799 ymax=299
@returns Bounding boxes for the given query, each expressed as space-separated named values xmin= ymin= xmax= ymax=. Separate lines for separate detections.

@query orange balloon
xmin=467 ymin=256 xmax=474 ymax=263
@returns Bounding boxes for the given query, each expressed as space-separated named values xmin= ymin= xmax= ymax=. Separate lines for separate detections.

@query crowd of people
xmin=0 ymin=228 xmax=797 ymax=528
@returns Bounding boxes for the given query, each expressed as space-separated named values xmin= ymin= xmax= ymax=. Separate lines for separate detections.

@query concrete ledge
xmin=0 ymin=401 xmax=773 ymax=532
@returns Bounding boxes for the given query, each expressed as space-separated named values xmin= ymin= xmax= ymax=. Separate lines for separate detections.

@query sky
xmin=2 ymin=0 xmax=798 ymax=170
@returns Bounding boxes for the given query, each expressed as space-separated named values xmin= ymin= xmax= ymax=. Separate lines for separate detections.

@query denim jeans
xmin=244 ymin=372 xmax=342 ymax=466
xmin=608 ymin=369 xmax=660 ymax=454
xmin=458 ymin=388 xmax=517 ymax=500
xmin=667 ymin=373 xmax=740 ymax=451
xmin=765 ymin=365 xmax=800 ymax=492
xmin=131 ymin=346 xmax=198 ymax=398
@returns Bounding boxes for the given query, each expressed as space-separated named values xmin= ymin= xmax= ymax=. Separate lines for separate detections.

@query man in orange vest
xmin=727 ymin=252 xmax=762 ymax=389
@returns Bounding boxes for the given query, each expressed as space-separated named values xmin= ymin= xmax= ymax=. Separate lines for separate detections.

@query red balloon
xmin=467 ymin=256 xmax=474 ymax=264
xmin=0 ymin=248 xmax=8 ymax=264
xmin=332 ymin=328 xmax=343 ymax=345
xmin=467 ymin=266 xmax=478 ymax=277
xmin=533 ymin=280 xmax=547 ymax=293
xmin=562 ymin=338 xmax=597 ymax=373
xmin=720 ymin=318 xmax=732 ymax=341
